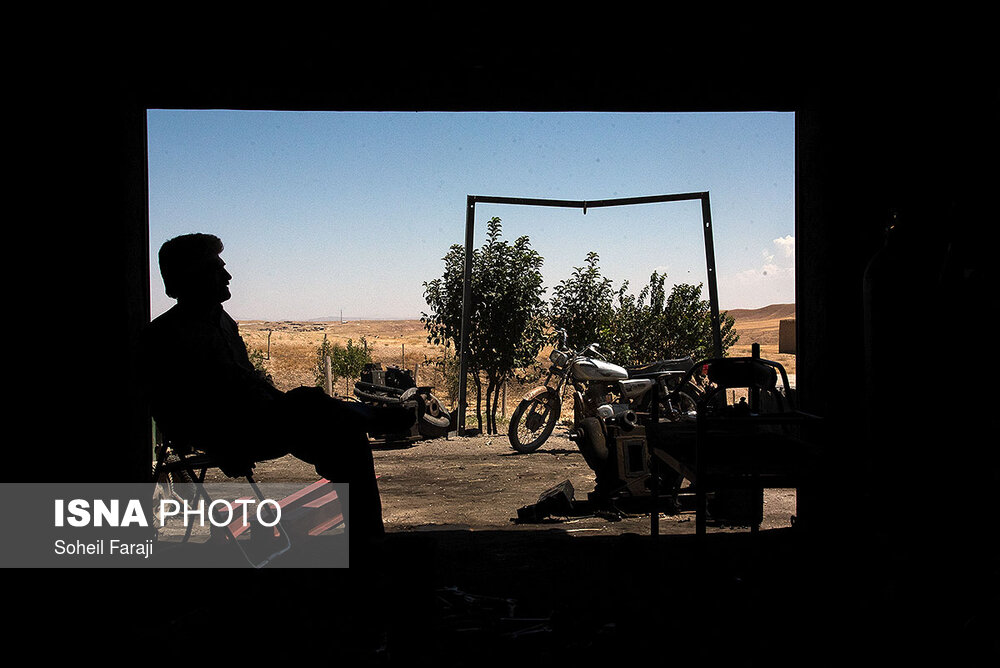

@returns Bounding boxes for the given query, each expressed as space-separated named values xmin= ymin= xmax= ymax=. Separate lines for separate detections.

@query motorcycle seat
xmin=625 ymin=356 xmax=695 ymax=377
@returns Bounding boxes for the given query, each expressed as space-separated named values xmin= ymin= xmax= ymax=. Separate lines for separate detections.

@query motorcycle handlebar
xmin=586 ymin=342 xmax=612 ymax=360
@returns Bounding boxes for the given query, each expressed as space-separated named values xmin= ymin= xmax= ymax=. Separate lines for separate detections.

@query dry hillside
xmin=723 ymin=303 xmax=795 ymax=376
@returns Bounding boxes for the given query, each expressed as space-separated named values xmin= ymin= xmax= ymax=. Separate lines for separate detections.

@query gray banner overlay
xmin=1 ymin=482 xmax=349 ymax=568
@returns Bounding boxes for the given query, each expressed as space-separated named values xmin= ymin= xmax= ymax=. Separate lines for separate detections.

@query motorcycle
xmin=508 ymin=329 xmax=705 ymax=501
xmin=508 ymin=329 xmax=701 ymax=452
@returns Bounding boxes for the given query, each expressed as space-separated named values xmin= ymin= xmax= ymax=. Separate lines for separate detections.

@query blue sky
xmin=147 ymin=110 xmax=795 ymax=320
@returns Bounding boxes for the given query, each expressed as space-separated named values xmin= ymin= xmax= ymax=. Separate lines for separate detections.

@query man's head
xmin=158 ymin=233 xmax=232 ymax=304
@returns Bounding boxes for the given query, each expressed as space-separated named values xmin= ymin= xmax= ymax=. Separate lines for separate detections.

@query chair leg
xmin=154 ymin=444 xmax=292 ymax=567
xmin=235 ymin=474 xmax=292 ymax=568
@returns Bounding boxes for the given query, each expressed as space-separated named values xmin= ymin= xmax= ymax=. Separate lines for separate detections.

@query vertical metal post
xmin=695 ymin=407 xmax=707 ymax=538
xmin=457 ymin=196 xmax=476 ymax=434
xmin=700 ymin=193 xmax=723 ymax=358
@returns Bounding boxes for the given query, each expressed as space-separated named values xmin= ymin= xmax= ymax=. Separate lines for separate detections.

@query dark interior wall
xmin=14 ymin=33 xmax=994 ymax=543
xmin=796 ymin=73 xmax=996 ymax=533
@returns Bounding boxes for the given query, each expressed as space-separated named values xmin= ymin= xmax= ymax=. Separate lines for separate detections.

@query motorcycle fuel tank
xmin=573 ymin=357 xmax=629 ymax=381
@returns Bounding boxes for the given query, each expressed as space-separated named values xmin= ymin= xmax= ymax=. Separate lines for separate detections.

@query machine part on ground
xmin=354 ymin=363 xmax=453 ymax=441
xmin=570 ymin=419 xmax=684 ymax=505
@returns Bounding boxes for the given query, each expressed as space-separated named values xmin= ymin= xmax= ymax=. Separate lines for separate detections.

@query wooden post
xmin=325 ymin=355 xmax=333 ymax=396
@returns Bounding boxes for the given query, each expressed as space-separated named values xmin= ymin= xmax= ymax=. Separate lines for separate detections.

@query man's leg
xmin=279 ymin=389 xmax=413 ymax=544
xmin=295 ymin=431 xmax=386 ymax=544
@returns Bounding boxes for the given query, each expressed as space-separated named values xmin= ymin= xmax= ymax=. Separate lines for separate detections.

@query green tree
xmin=246 ymin=342 xmax=268 ymax=374
xmin=332 ymin=337 xmax=373 ymax=394
xmin=315 ymin=335 xmax=374 ymax=395
xmin=423 ymin=217 xmax=548 ymax=434
xmin=314 ymin=334 xmax=344 ymax=391
xmin=604 ymin=271 xmax=738 ymax=365
xmin=245 ymin=341 xmax=274 ymax=386
xmin=549 ymin=251 xmax=614 ymax=351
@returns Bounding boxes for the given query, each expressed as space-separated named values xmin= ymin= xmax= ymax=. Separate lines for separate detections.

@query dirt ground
xmin=214 ymin=428 xmax=797 ymax=537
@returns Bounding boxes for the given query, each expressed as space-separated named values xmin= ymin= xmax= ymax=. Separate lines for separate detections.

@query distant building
xmin=779 ymin=318 xmax=796 ymax=354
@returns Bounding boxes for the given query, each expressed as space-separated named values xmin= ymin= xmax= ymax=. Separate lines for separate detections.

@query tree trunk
xmin=489 ymin=377 xmax=501 ymax=435
xmin=485 ymin=376 xmax=497 ymax=435
xmin=473 ymin=372 xmax=483 ymax=433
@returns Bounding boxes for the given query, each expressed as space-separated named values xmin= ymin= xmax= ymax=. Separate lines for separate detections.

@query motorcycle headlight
xmin=550 ymin=350 xmax=569 ymax=366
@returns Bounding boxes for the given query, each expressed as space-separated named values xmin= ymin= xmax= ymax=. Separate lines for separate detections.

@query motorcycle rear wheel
xmin=508 ymin=392 xmax=560 ymax=453
xmin=661 ymin=386 xmax=699 ymax=422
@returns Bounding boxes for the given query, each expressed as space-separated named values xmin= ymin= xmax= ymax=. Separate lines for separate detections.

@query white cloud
xmin=719 ymin=235 xmax=796 ymax=308
xmin=773 ymin=235 xmax=795 ymax=260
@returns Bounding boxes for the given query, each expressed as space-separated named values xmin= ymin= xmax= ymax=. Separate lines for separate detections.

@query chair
xmin=650 ymin=344 xmax=822 ymax=537
xmin=151 ymin=422 xmax=292 ymax=568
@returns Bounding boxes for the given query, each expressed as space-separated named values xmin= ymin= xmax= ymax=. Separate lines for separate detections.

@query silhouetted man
xmin=140 ymin=233 xmax=413 ymax=546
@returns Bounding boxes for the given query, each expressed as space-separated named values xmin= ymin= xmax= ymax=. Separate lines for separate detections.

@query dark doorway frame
xmin=456 ymin=192 xmax=722 ymax=434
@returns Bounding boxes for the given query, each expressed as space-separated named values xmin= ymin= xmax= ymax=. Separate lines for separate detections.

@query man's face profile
xmin=191 ymin=253 xmax=232 ymax=304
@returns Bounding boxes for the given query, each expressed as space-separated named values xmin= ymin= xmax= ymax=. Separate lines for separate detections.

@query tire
xmin=508 ymin=391 xmax=560 ymax=453
xmin=354 ymin=387 xmax=405 ymax=405
xmin=662 ymin=386 xmax=699 ymax=422
xmin=417 ymin=391 xmax=452 ymax=439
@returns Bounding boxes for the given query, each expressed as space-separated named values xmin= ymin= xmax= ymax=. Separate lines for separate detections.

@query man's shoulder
xmin=143 ymin=305 xmax=213 ymax=348
xmin=145 ymin=305 xmax=186 ymax=336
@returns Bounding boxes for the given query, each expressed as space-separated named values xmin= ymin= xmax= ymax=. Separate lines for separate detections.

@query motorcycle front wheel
xmin=508 ymin=392 xmax=560 ymax=453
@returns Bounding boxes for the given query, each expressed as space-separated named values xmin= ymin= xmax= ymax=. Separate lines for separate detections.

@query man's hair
xmin=158 ymin=233 xmax=224 ymax=299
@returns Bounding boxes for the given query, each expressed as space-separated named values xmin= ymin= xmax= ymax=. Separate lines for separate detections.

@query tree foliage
xmin=551 ymin=254 xmax=738 ymax=365
xmin=549 ymin=251 xmax=614 ymax=351
xmin=245 ymin=341 xmax=274 ymax=386
xmin=315 ymin=334 xmax=373 ymax=394
xmin=423 ymin=217 xmax=547 ymax=434
xmin=603 ymin=272 xmax=739 ymax=365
